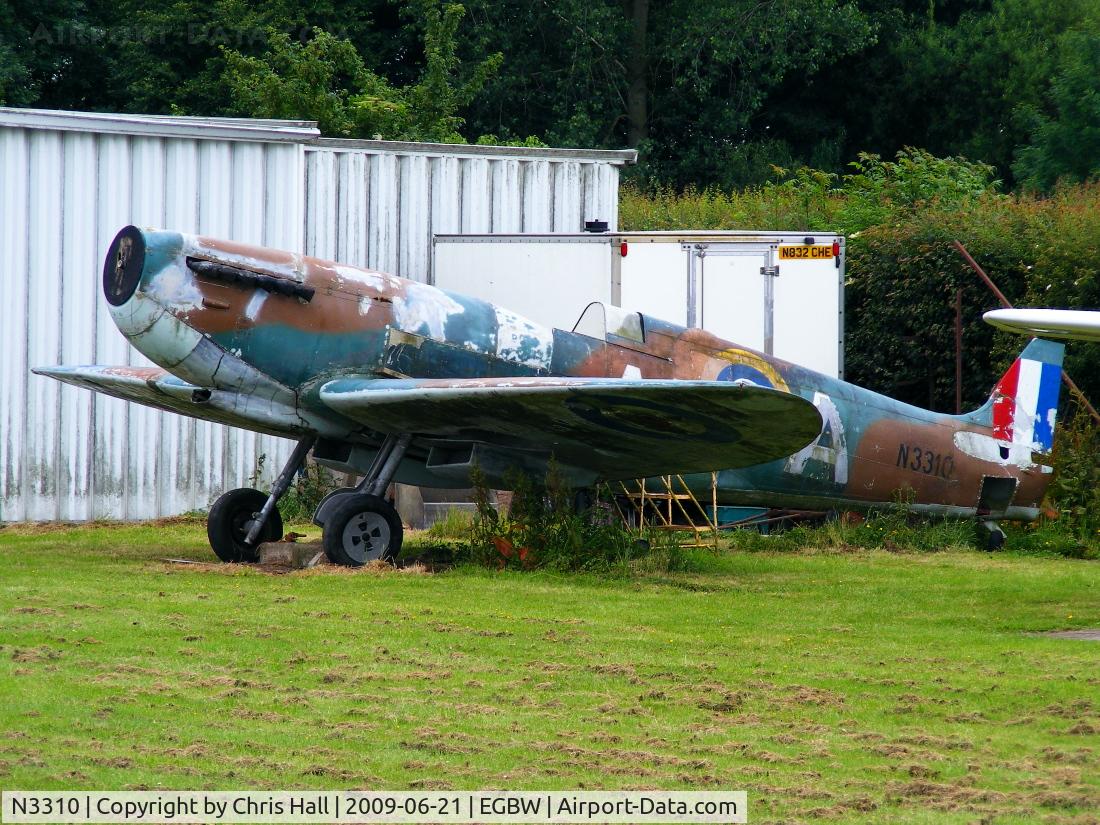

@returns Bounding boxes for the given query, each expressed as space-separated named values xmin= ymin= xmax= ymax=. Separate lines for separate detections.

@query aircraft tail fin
xmin=963 ymin=338 xmax=1065 ymax=454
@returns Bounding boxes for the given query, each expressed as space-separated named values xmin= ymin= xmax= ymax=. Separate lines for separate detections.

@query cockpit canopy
xmin=571 ymin=302 xmax=645 ymax=345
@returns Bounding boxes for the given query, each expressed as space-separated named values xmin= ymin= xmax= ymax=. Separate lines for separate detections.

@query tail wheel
xmin=323 ymin=494 xmax=403 ymax=566
xmin=977 ymin=520 xmax=1007 ymax=552
xmin=207 ymin=488 xmax=283 ymax=563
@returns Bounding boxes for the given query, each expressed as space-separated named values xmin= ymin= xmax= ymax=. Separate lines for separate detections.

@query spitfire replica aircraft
xmin=37 ymin=227 xmax=1063 ymax=562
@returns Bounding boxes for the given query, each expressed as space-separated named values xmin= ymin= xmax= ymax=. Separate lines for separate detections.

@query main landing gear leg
xmin=206 ymin=436 xmax=316 ymax=563
xmin=322 ymin=433 xmax=411 ymax=567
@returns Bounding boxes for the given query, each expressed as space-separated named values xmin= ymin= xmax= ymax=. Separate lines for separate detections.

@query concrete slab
xmin=257 ymin=542 xmax=326 ymax=568
xmin=1039 ymin=629 xmax=1100 ymax=641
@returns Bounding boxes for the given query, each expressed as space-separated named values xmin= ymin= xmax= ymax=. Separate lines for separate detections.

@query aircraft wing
xmin=32 ymin=365 xmax=313 ymax=439
xmin=984 ymin=308 xmax=1100 ymax=342
xmin=319 ymin=376 xmax=823 ymax=480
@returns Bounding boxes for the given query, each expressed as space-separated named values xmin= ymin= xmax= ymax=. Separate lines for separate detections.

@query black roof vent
xmin=584 ymin=219 xmax=609 ymax=233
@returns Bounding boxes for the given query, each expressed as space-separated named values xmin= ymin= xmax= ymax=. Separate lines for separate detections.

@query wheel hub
xmin=341 ymin=510 xmax=391 ymax=563
xmin=231 ymin=510 xmax=260 ymax=544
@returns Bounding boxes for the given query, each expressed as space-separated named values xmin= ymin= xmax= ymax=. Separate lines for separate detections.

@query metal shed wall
xmin=0 ymin=109 xmax=634 ymax=521
xmin=0 ymin=114 xmax=312 ymax=521
xmin=302 ymin=140 xmax=622 ymax=276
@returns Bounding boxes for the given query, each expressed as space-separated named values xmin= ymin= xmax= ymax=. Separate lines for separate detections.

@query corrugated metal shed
xmin=0 ymin=107 xmax=635 ymax=522
xmin=302 ymin=139 xmax=622 ymax=275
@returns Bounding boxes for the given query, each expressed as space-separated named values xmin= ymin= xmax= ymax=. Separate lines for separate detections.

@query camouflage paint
xmin=37 ymin=227 xmax=1064 ymax=519
xmin=662 ymin=339 xmax=1063 ymax=520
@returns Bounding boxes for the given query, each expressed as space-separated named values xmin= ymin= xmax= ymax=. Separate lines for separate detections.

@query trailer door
xmin=772 ymin=241 xmax=843 ymax=377
xmin=689 ymin=244 xmax=771 ymax=350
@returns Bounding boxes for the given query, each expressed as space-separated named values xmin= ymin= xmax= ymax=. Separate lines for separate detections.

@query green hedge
xmin=845 ymin=199 xmax=1032 ymax=411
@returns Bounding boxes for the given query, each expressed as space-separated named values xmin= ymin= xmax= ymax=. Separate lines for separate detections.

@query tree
xmin=0 ymin=0 xmax=88 ymax=106
xmin=644 ymin=0 xmax=874 ymax=186
xmin=760 ymin=0 xmax=1100 ymax=189
xmin=222 ymin=2 xmax=502 ymax=142
xmin=455 ymin=0 xmax=874 ymax=185
xmin=8 ymin=0 xmax=411 ymax=115
xmin=222 ymin=30 xmax=371 ymax=137
xmin=1013 ymin=30 xmax=1100 ymax=190
xmin=8 ymin=0 xmax=1100 ymax=189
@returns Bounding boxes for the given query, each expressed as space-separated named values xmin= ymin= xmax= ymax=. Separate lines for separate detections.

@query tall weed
xmin=466 ymin=462 xmax=657 ymax=572
xmin=279 ymin=460 xmax=339 ymax=524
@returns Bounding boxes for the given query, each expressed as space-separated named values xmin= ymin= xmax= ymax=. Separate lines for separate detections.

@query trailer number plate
xmin=778 ymin=245 xmax=834 ymax=260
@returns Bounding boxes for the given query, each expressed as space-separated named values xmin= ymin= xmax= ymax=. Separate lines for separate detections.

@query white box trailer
xmin=432 ymin=231 xmax=846 ymax=378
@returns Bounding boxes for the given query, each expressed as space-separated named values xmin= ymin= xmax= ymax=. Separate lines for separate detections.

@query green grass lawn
xmin=1 ymin=521 xmax=1098 ymax=824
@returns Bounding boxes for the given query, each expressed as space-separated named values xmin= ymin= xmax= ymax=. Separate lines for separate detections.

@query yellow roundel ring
xmin=713 ymin=348 xmax=790 ymax=392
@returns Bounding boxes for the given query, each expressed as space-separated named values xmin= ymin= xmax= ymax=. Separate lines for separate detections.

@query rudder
xmin=964 ymin=338 xmax=1065 ymax=454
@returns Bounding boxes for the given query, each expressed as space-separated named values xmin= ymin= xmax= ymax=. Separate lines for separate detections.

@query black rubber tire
xmin=976 ymin=521 xmax=1007 ymax=552
xmin=985 ymin=527 xmax=1006 ymax=552
xmin=323 ymin=494 xmax=403 ymax=566
xmin=207 ymin=488 xmax=283 ymax=563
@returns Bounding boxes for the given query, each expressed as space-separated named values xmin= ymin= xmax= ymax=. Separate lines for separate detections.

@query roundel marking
xmin=717 ymin=363 xmax=775 ymax=388
xmin=713 ymin=348 xmax=790 ymax=391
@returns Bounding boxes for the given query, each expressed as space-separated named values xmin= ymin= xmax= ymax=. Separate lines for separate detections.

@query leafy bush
xmin=621 ymin=149 xmax=1001 ymax=237
xmin=716 ymin=510 xmax=1099 ymax=558
xmin=242 ymin=453 xmax=337 ymax=525
xmin=842 ymin=149 xmax=1000 ymax=219
xmin=844 ymin=198 xmax=1035 ymax=411
xmin=717 ymin=495 xmax=977 ymax=555
xmin=1005 ymin=518 xmax=1099 ymax=560
xmin=619 ymin=179 xmax=846 ymax=236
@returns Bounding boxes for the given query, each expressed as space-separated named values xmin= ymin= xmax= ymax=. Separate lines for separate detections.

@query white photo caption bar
xmin=2 ymin=791 xmax=747 ymax=823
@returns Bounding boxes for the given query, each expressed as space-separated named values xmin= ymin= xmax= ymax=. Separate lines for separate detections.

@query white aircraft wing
xmin=984 ymin=308 xmax=1100 ymax=342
